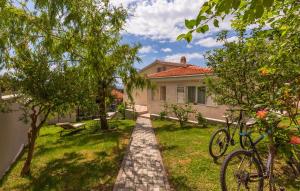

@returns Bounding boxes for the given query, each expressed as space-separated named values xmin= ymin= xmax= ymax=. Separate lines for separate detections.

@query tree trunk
xmin=98 ymin=85 xmax=108 ymax=130
xmin=268 ymin=134 xmax=277 ymax=191
xmin=21 ymin=108 xmax=39 ymax=177
xmin=21 ymin=127 xmax=38 ymax=176
xmin=20 ymin=106 xmax=50 ymax=177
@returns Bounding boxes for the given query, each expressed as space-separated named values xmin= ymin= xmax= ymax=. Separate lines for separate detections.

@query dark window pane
xmin=187 ymin=86 xmax=196 ymax=103
xmin=197 ymin=87 xmax=206 ymax=104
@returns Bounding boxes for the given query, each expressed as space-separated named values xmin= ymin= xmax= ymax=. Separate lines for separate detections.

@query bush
xmin=171 ymin=104 xmax=193 ymax=127
xmin=159 ymin=103 xmax=169 ymax=120
xmin=196 ymin=112 xmax=208 ymax=128
xmin=117 ymin=102 xmax=126 ymax=120
xmin=159 ymin=111 xmax=167 ymax=120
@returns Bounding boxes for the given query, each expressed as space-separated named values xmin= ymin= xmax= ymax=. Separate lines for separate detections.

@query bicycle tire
xmin=209 ymin=128 xmax=230 ymax=159
xmin=220 ymin=149 xmax=264 ymax=191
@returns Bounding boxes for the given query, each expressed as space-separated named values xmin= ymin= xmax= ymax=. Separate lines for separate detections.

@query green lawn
xmin=0 ymin=119 xmax=135 ymax=191
xmin=152 ymin=119 xmax=300 ymax=191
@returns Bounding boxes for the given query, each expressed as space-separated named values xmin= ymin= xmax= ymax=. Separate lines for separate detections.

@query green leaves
xmin=213 ymin=19 xmax=219 ymax=27
xmin=176 ymin=34 xmax=186 ymax=41
xmin=263 ymin=0 xmax=274 ymax=8
xmin=196 ymin=24 xmax=209 ymax=33
xmin=232 ymin=0 xmax=241 ymax=10
xmin=185 ymin=19 xmax=196 ymax=29
xmin=177 ymin=32 xmax=192 ymax=43
xmin=196 ymin=15 xmax=207 ymax=25
xmin=255 ymin=5 xmax=264 ymax=19
xmin=180 ymin=0 xmax=295 ymax=42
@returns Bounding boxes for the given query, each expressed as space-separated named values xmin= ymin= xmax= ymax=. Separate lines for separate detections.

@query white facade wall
xmin=0 ymin=102 xmax=29 ymax=178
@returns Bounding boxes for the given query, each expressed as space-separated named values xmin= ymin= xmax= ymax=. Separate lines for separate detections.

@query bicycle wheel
xmin=220 ymin=150 xmax=264 ymax=191
xmin=209 ymin=128 xmax=230 ymax=159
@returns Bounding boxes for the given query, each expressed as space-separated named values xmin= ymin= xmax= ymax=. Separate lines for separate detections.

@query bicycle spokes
xmin=225 ymin=153 xmax=262 ymax=190
xmin=213 ymin=132 xmax=228 ymax=156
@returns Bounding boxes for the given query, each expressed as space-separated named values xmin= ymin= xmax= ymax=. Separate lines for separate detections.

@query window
xmin=197 ymin=87 xmax=206 ymax=104
xmin=160 ymin=86 xmax=166 ymax=101
xmin=177 ymin=87 xmax=185 ymax=103
xmin=187 ymin=86 xmax=196 ymax=103
xmin=157 ymin=66 xmax=167 ymax=72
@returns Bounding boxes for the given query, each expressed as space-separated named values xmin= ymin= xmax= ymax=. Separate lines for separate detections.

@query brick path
xmin=113 ymin=117 xmax=171 ymax=191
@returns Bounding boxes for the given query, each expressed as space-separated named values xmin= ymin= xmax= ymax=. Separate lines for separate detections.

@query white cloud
xmin=120 ymin=0 xmax=233 ymax=42
xmin=186 ymin=44 xmax=193 ymax=48
xmin=110 ymin=0 xmax=138 ymax=8
xmin=195 ymin=36 xmax=238 ymax=47
xmin=139 ymin=45 xmax=156 ymax=54
xmin=161 ymin=48 xmax=172 ymax=53
xmin=164 ymin=53 xmax=204 ymax=62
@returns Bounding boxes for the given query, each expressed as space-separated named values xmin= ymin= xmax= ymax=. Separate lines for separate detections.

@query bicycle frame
xmin=241 ymin=132 xmax=271 ymax=178
xmin=225 ymin=109 xmax=246 ymax=142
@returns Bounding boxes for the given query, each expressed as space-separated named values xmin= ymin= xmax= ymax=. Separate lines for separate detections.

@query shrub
xmin=196 ymin=112 xmax=208 ymax=128
xmin=159 ymin=111 xmax=167 ymax=120
xmin=117 ymin=102 xmax=126 ymax=120
xmin=171 ymin=104 xmax=193 ymax=127
xmin=159 ymin=103 xmax=169 ymax=120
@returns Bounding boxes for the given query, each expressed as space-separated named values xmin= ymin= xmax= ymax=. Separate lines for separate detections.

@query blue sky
xmin=113 ymin=0 xmax=237 ymax=70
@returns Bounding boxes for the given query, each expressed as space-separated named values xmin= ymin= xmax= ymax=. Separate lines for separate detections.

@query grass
xmin=152 ymin=119 xmax=300 ymax=191
xmin=0 ymin=119 xmax=135 ymax=191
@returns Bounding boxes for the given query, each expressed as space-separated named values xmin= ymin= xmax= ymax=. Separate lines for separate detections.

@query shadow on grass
xmin=10 ymin=141 xmax=128 ymax=191
xmin=169 ymin=175 xmax=194 ymax=191
xmin=27 ymin=152 xmax=117 ymax=191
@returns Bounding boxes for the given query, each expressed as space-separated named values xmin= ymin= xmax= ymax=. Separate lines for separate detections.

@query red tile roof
xmin=148 ymin=65 xmax=212 ymax=78
xmin=111 ymin=89 xmax=123 ymax=100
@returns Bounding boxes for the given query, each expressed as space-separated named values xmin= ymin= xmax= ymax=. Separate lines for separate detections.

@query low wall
xmin=0 ymin=102 xmax=30 ymax=178
xmin=150 ymin=113 xmax=226 ymax=125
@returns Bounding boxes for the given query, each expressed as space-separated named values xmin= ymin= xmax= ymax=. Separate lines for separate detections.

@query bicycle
xmin=209 ymin=109 xmax=253 ymax=160
xmin=220 ymin=130 xmax=300 ymax=191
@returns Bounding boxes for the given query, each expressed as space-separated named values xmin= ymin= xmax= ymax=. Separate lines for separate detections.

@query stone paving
xmin=113 ymin=117 xmax=171 ymax=191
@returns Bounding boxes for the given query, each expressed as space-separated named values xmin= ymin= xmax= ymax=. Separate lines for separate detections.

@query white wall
xmin=0 ymin=102 xmax=29 ymax=178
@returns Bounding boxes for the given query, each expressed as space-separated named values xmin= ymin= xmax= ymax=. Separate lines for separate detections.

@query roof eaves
xmin=149 ymin=73 xmax=213 ymax=79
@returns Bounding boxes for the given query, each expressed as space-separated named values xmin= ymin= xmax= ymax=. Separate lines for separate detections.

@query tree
xmin=178 ymin=0 xmax=300 ymax=42
xmin=1 ymin=0 xmax=84 ymax=176
xmin=179 ymin=1 xmax=300 ymax=189
xmin=60 ymin=0 xmax=150 ymax=130
xmin=205 ymin=29 xmax=300 ymax=190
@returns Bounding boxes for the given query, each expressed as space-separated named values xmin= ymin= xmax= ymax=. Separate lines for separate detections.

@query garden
xmin=153 ymin=119 xmax=300 ymax=191
xmin=0 ymin=0 xmax=300 ymax=190
xmin=0 ymin=119 xmax=135 ymax=190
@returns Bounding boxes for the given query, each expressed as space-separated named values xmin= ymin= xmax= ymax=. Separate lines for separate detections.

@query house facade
xmin=124 ymin=56 xmax=228 ymax=122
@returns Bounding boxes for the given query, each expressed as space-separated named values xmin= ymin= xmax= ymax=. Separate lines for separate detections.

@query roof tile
xmin=147 ymin=65 xmax=212 ymax=78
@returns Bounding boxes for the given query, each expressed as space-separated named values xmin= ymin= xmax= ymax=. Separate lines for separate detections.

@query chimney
xmin=180 ymin=56 xmax=187 ymax=67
